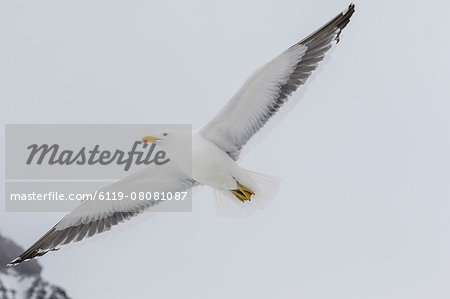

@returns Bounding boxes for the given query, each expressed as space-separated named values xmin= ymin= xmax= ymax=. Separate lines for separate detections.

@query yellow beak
xmin=141 ymin=136 xmax=161 ymax=143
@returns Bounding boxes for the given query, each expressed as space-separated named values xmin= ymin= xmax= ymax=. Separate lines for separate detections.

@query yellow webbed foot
xmin=231 ymin=182 xmax=255 ymax=202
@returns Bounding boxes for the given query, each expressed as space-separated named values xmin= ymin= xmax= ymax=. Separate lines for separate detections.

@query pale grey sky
xmin=1 ymin=0 xmax=450 ymax=298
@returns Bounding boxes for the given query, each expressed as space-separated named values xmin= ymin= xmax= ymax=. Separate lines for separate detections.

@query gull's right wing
xmin=8 ymin=162 xmax=197 ymax=266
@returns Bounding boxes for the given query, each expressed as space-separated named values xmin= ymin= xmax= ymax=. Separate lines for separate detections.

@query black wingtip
xmin=297 ymin=3 xmax=356 ymax=46
xmin=6 ymin=257 xmax=21 ymax=267
xmin=339 ymin=4 xmax=355 ymax=28
xmin=335 ymin=4 xmax=356 ymax=43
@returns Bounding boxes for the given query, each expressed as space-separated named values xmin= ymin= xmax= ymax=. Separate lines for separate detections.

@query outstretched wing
xmin=7 ymin=162 xmax=196 ymax=266
xmin=201 ymin=4 xmax=355 ymax=159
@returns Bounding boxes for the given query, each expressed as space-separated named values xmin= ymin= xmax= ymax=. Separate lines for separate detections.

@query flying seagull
xmin=8 ymin=4 xmax=355 ymax=266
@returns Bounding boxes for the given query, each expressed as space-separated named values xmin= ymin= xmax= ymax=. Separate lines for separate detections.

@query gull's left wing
xmin=8 ymin=162 xmax=196 ymax=266
xmin=201 ymin=4 xmax=355 ymax=160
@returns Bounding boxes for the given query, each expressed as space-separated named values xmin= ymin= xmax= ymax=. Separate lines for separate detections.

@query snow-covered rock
xmin=0 ymin=232 xmax=70 ymax=299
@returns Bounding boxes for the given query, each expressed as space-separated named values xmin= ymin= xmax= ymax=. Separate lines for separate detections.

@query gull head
xmin=141 ymin=130 xmax=192 ymax=171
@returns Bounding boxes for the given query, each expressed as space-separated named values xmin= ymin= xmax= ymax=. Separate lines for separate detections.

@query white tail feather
xmin=214 ymin=169 xmax=280 ymax=217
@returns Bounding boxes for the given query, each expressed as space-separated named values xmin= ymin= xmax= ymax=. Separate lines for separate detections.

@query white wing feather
xmin=8 ymin=162 xmax=196 ymax=266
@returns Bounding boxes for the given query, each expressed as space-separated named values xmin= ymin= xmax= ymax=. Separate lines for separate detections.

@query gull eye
xmin=163 ymin=133 xmax=168 ymax=136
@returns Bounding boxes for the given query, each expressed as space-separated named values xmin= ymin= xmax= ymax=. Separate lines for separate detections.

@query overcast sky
xmin=1 ymin=0 xmax=450 ymax=298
